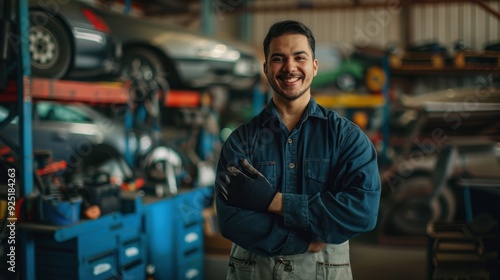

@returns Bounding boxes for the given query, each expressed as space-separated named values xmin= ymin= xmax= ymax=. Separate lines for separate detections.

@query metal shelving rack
xmin=0 ymin=1 xmax=132 ymax=278
xmin=1 ymin=1 xmax=212 ymax=278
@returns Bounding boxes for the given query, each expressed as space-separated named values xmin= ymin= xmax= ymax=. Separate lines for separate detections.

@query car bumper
xmin=175 ymin=57 xmax=260 ymax=90
xmin=68 ymin=27 xmax=121 ymax=79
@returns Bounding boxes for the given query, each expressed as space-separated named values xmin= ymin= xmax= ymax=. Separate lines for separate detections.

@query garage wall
xmin=250 ymin=4 xmax=402 ymax=49
xmin=412 ymin=2 xmax=500 ymax=50
xmin=211 ymin=0 xmax=500 ymax=54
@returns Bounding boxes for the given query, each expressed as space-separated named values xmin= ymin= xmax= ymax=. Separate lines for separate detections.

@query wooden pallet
xmin=454 ymin=50 xmax=500 ymax=69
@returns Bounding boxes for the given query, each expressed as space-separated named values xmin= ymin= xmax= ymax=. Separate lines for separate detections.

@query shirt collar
xmin=261 ymin=97 xmax=328 ymax=127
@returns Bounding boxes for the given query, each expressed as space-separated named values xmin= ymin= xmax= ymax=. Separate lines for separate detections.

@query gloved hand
xmin=217 ymin=158 xmax=276 ymax=212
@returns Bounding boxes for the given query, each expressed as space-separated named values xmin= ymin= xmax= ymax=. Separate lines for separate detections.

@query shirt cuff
xmin=283 ymin=193 xmax=309 ymax=232
xmin=281 ymin=230 xmax=309 ymax=255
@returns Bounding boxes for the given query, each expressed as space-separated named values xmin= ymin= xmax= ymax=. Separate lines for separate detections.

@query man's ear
xmin=313 ymin=58 xmax=318 ymax=77
xmin=263 ymin=62 xmax=267 ymax=75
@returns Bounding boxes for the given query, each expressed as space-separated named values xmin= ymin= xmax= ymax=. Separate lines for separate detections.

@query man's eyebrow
xmin=293 ymin=51 xmax=310 ymax=56
xmin=270 ymin=51 xmax=310 ymax=57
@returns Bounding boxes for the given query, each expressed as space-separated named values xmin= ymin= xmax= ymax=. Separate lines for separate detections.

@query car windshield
xmin=36 ymin=101 xmax=94 ymax=123
xmin=0 ymin=105 xmax=18 ymax=125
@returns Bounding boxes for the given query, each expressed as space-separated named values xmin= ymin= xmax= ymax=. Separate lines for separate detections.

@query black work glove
xmin=217 ymin=158 xmax=276 ymax=212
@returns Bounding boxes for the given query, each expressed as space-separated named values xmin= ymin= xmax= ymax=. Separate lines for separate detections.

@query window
xmin=36 ymin=102 xmax=93 ymax=123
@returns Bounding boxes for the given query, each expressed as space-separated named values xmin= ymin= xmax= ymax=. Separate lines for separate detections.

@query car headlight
xmin=196 ymin=43 xmax=240 ymax=61
xmin=234 ymin=59 xmax=257 ymax=76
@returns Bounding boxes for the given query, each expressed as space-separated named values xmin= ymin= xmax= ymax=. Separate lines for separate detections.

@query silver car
xmin=0 ymin=101 xmax=151 ymax=166
xmin=90 ymin=7 xmax=261 ymax=92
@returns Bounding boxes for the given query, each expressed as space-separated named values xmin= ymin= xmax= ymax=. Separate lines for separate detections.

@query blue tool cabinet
xmin=19 ymin=194 xmax=146 ymax=279
xmin=20 ymin=187 xmax=212 ymax=279
xmin=143 ymin=187 xmax=213 ymax=280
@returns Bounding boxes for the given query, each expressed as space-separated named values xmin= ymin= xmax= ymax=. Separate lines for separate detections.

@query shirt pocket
xmin=254 ymin=161 xmax=276 ymax=188
xmin=304 ymin=159 xmax=330 ymax=194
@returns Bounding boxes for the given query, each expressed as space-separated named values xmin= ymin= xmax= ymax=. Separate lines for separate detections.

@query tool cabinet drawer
xmin=84 ymin=251 xmax=118 ymax=279
xmin=119 ymin=236 xmax=145 ymax=267
xmin=176 ymin=221 xmax=203 ymax=259
xmin=177 ymin=259 xmax=204 ymax=280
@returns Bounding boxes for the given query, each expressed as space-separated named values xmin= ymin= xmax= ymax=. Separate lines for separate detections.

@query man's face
xmin=264 ymin=34 xmax=318 ymax=101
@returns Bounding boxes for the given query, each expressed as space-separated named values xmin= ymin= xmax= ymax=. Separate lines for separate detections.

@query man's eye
xmin=272 ymin=57 xmax=284 ymax=62
xmin=296 ymin=56 xmax=306 ymax=61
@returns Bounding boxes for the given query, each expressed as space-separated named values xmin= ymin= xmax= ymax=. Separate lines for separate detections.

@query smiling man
xmin=215 ymin=20 xmax=381 ymax=280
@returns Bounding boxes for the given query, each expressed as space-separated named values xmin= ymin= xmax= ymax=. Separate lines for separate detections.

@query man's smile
xmin=278 ymin=75 xmax=302 ymax=86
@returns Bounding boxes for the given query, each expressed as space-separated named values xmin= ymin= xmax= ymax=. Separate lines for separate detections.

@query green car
xmin=312 ymin=45 xmax=386 ymax=94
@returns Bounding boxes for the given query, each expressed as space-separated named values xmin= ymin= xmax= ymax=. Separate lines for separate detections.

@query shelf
xmin=1 ymin=78 xmax=129 ymax=104
xmin=314 ymin=93 xmax=385 ymax=108
xmin=1 ymin=78 xmax=203 ymax=107
xmin=390 ymin=66 xmax=500 ymax=75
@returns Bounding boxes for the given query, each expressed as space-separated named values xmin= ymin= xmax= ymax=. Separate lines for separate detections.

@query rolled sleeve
xmin=283 ymin=193 xmax=309 ymax=232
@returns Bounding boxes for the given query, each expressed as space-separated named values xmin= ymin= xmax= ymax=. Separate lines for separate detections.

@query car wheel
xmin=335 ymin=72 xmax=358 ymax=93
xmin=121 ymin=47 xmax=167 ymax=83
xmin=383 ymin=172 xmax=456 ymax=236
xmin=29 ymin=11 xmax=72 ymax=79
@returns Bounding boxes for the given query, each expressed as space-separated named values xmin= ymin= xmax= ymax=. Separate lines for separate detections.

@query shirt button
xmin=287 ymin=138 xmax=293 ymax=144
xmin=289 ymin=163 xmax=295 ymax=169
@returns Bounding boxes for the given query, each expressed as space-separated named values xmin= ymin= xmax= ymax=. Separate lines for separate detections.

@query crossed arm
xmin=215 ymin=128 xmax=381 ymax=256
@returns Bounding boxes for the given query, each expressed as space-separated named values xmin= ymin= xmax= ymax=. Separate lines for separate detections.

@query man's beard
xmin=268 ymin=79 xmax=310 ymax=101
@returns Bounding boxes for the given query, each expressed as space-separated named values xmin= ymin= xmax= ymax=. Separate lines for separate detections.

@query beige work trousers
xmin=226 ymin=241 xmax=353 ymax=280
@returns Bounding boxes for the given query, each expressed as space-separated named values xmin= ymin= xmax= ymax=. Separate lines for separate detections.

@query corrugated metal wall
xmin=214 ymin=0 xmax=499 ymax=53
xmin=412 ymin=2 xmax=500 ymax=50
xmin=251 ymin=2 xmax=401 ymax=48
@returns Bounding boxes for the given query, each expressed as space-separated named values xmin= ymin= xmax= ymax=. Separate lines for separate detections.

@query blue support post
xmin=200 ymin=0 xmax=214 ymax=36
xmin=18 ymin=0 xmax=32 ymax=195
xmin=240 ymin=4 xmax=252 ymax=43
xmin=18 ymin=0 xmax=34 ymax=279
xmin=124 ymin=0 xmax=132 ymax=14
xmin=252 ymin=84 xmax=264 ymax=117
xmin=124 ymin=105 xmax=133 ymax=167
xmin=381 ymin=54 xmax=391 ymax=167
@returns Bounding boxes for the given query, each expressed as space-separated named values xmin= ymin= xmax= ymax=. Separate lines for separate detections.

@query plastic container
xmin=40 ymin=195 xmax=82 ymax=226
xmin=80 ymin=183 xmax=121 ymax=215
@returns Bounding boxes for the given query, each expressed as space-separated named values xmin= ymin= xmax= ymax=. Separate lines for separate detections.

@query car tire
xmin=29 ymin=11 xmax=72 ymax=79
xmin=335 ymin=72 xmax=358 ymax=93
xmin=121 ymin=47 xmax=168 ymax=84
xmin=382 ymin=171 xmax=456 ymax=236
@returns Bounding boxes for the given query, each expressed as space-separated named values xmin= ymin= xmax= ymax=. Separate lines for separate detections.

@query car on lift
xmin=27 ymin=0 xmax=121 ymax=80
xmin=379 ymin=86 xmax=500 ymax=236
xmin=0 ymin=101 xmax=152 ymax=165
xmin=89 ymin=6 xmax=261 ymax=93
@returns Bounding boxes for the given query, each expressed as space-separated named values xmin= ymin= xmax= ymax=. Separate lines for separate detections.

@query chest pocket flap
xmin=304 ymin=159 xmax=330 ymax=183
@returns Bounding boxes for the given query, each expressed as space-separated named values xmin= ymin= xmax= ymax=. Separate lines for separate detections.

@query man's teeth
xmin=283 ymin=77 xmax=299 ymax=82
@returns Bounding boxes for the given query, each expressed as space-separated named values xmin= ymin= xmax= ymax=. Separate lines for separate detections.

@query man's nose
xmin=282 ymin=58 xmax=297 ymax=72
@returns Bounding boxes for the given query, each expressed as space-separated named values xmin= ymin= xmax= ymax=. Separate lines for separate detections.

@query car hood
xmin=91 ymin=9 xmax=255 ymax=61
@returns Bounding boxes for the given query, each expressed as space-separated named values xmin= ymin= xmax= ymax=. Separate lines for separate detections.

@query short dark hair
xmin=263 ymin=20 xmax=316 ymax=60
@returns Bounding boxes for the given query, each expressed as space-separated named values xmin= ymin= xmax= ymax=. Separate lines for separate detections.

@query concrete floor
xmin=204 ymin=233 xmax=428 ymax=280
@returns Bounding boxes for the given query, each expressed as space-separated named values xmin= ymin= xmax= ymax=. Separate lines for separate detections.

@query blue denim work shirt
xmin=216 ymin=97 xmax=381 ymax=257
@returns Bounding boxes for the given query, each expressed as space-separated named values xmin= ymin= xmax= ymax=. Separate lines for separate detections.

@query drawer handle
xmin=125 ymin=246 xmax=139 ymax=257
xmin=93 ymin=263 xmax=112 ymax=276
xmin=186 ymin=268 xmax=199 ymax=279
xmin=185 ymin=232 xmax=199 ymax=243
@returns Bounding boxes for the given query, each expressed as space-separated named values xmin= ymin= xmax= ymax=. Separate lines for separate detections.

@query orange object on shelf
xmin=0 ymin=78 xmax=129 ymax=104
xmin=164 ymin=90 xmax=201 ymax=108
